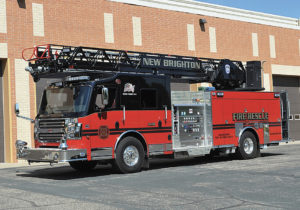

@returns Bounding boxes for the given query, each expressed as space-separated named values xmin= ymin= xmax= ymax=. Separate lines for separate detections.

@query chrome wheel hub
xmin=244 ymin=138 xmax=254 ymax=154
xmin=123 ymin=146 xmax=139 ymax=167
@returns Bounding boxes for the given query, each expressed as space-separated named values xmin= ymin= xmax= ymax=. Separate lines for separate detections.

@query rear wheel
xmin=237 ymin=131 xmax=258 ymax=159
xmin=115 ymin=137 xmax=145 ymax=173
xmin=69 ymin=161 xmax=97 ymax=171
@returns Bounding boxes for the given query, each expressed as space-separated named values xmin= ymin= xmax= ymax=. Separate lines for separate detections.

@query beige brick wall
xmin=269 ymin=35 xmax=276 ymax=58
xmin=263 ymin=73 xmax=270 ymax=91
xmin=272 ymin=64 xmax=300 ymax=76
xmin=15 ymin=59 xmax=32 ymax=147
xmin=0 ymin=43 xmax=7 ymax=58
xmin=104 ymin=13 xmax=114 ymax=43
xmin=252 ymin=33 xmax=259 ymax=57
xmin=298 ymin=39 xmax=300 ymax=56
xmin=32 ymin=3 xmax=44 ymax=37
xmin=132 ymin=16 xmax=142 ymax=46
xmin=187 ymin=24 xmax=195 ymax=51
xmin=0 ymin=0 xmax=6 ymax=33
xmin=209 ymin=27 xmax=217 ymax=53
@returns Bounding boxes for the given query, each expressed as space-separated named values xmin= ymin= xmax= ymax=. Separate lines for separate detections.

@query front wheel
xmin=237 ymin=131 xmax=258 ymax=159
xmin=115 ymin=137 xmax=145 ymax=173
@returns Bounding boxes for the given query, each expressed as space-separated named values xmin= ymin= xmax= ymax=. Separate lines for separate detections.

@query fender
xmin=114 ymin=130 xmax=148 ymax=153
xmin=238 ymin=127 xmax=258 ymax=146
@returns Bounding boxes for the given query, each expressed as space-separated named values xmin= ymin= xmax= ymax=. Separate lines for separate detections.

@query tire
xmin=237 ymin=131 xmax=258 ymax=159
xmin=115 ymin=137 xmax=145 ymax=174
xmin=69 ymin=160 xmax=97 ymax=171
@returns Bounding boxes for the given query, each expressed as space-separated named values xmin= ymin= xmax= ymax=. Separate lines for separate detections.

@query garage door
xmin=0 ymin=61 xmax=4 ymax=162
xmin=273 ymin=76 xmax=300 ymax=140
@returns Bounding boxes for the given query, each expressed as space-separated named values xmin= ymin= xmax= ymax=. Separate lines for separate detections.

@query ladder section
xmin=22 ymin=44 xmax=209 ymax=81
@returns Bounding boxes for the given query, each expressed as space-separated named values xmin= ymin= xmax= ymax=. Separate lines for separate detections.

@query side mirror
xmin=15 ymin=103 xmax=20 ymax=115
xmin=102 ymin=87 xmax=109 ymax=105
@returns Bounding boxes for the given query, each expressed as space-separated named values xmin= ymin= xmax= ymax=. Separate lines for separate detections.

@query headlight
xmin=65 ymin=118 xmax=82 ymax=139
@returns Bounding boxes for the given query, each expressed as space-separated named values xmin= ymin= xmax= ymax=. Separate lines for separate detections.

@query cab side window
xmin=94 ymin=91 xmax=104 ymax=110
xmin=90 ymin=85 xmax=118 ymax=113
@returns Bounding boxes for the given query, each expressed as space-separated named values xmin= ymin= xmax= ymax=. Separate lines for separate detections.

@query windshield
xmin=39 ymin=85 xmax=91 ymax=117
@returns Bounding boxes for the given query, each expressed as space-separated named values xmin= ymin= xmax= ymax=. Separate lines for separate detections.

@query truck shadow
xmin=16 ymin=164 xmax=116 ymax=180
xmin=149 ymin=152 xmax=283 ymax=171
xmin=16 ymin=152 xmax=284 ymax=180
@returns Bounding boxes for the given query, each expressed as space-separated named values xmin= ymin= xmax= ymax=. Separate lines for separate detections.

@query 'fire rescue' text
xmin=232 ymin=112 xmax=269 ymax=121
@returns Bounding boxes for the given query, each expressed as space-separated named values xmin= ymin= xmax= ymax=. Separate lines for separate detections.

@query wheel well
xmin=240 ymin=128 xmax=260 ymax=150
xmin=115 ymin=131 xmax=148 ymax=156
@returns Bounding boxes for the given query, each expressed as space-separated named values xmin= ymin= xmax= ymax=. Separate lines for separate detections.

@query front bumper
xmin=16 ymin=143 xmax=87 ymax=163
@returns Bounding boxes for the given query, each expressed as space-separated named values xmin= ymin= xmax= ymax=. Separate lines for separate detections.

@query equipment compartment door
xmin=176 ymin=106 xmax=205 ymax=147
xmin=171 ymin=91 xmax=213 ymax=156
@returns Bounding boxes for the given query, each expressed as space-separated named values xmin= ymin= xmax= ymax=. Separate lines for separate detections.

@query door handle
xmin=163 ymin=105 xmax=168 ymax=121
xmin=122 ymin=105 xmax=126 ymax=122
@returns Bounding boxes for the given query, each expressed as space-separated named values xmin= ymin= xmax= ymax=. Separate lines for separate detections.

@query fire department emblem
xmin=225 ymin=64 xmax=230 ymax=74
xmin=98 ymin=126 xmax=109 ymax=139
xmin=124 ymin=83 xmax=135 ymax=93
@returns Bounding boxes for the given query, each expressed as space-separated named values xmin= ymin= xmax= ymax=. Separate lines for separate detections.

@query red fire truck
xmin=15 ymin=44 xmax=290 ymax=173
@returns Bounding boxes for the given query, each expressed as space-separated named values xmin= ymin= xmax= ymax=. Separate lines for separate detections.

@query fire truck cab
xmin=15 ymin=45 xmax=290 ymax=173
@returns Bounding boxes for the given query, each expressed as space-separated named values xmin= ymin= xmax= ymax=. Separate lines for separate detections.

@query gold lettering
xmin=265 ymin=112 xmax=269 ymax=120
xmin=239 ymin=113 xmax=243 ymax=120
xmin=233 ymin=113 xmax=237 ymax=121
xmin=247 ymin=113 xmax=251 ymax=120
xmin=233 ymin=112 xmax=269 ymax=121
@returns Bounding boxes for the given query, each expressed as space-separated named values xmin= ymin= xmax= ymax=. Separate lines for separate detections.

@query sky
xmin=197 ymin=0 xmax=300 ymax=18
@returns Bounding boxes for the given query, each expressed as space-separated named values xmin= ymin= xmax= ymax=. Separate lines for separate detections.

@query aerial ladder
xmin=22 ymin=44 xmax=264 ymax=90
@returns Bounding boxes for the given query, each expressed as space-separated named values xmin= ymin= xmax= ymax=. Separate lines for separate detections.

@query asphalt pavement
xmin=0 ymin=141 xmax=299 ymax=209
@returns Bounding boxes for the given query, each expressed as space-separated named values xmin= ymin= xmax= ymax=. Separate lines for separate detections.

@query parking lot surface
xmin=0 ymin=143 xmax=299 ymax=209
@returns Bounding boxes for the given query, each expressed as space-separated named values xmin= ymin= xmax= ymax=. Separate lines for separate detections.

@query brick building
xmin=0 ymin=0 xmax=300 ymax=162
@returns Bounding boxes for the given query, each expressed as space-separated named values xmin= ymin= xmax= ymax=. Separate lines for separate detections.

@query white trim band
xmin=109 ymin=0 xmax=300 ymax=30
xmin=272 ymin=64 xmax=300 ymax=76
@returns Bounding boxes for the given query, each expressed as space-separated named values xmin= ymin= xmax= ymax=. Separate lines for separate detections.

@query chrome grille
xmin=38 ymin=119 xmax=65 ymax=143
xmin=39 ymin=119 xmax=65 ymax=128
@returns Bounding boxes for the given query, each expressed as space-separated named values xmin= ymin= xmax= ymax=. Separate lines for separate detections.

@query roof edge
xmin=108 ymin=0 xmax=300 ymax=30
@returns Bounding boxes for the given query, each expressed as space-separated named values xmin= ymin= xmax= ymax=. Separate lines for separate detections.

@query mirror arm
xmin=15 ymin=103 xmax=34 ymax=123
xmin=16 ymin=114 xmax=35 ymax=123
